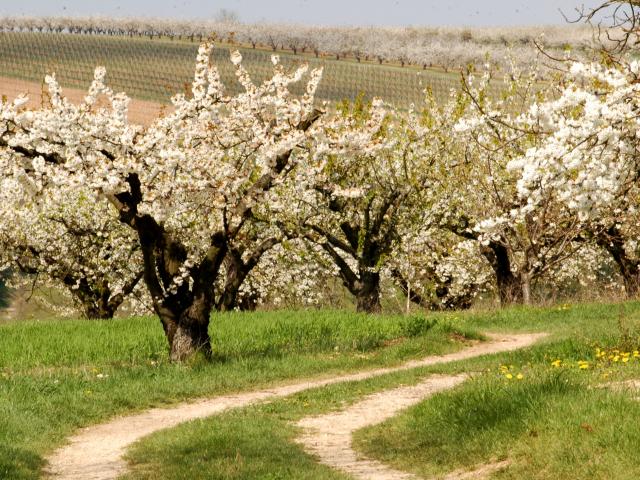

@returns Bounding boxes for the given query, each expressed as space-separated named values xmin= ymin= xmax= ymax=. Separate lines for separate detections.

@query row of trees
xmin=1 ymin=2 xmax=638 ymax=360
xmin=0 ymin=16 xmax=596 ymax=71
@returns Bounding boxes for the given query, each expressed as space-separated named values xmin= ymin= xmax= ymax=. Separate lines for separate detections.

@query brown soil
xmin=0 ymin=76 xmax=170 ymax=125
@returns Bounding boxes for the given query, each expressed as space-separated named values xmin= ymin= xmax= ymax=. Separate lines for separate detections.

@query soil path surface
xmin=44 ymin=332 xmax=546 ymax=480
xmin=297 ymin=375 xmax=511 ymax=480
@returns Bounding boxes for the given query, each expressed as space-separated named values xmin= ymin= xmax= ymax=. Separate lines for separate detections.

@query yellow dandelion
xmin=623 ymin=357 xmax=630 ymax=363
xmin=551 ymin=360 xmax=562 ymax=368
xmin=516 ymin=373 xmax=524 ymax=380
xmin=579 ymin=363 xmax=589 ymax=370
xmin=613 ymin=356 xmax=620 ymax=362
xmin=505 ymin=373 xmax=513 ymax=379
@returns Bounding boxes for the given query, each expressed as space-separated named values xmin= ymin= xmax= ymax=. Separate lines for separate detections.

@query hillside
xmin=0 ymin=32 xmax=480 ymax=110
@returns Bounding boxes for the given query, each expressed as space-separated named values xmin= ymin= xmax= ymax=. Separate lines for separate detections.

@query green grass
xmin=121 ymin=362 xmax=458 ymax=480
xmin=0 ymin=32 xmax=483 ymax=108
xmin=352 ymin=302 xmax=640 ymax=479
xmin=4 ymin=302 xmax=640 ymax=480
xmin=118 ymin=301 xmax=640 ymax=480
xmin=0 ymin=310 xmax=476 ymax=480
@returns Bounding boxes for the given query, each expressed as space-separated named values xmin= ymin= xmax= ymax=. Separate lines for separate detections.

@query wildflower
xmin=505 ymin=373 xmax=513 ymax=379
xmin=516 ymin=373 xmax=524 ymax=380
xmin=551 ymin=360 xmax=562 ymax=368
xmin=622 ymin=357 xmax=630 ymax=363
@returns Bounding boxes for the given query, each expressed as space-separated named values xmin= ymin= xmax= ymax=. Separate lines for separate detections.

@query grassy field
xmin=0 ymin=310 xmax=479 ymax=480
xmin=111 ymin=302 xmax=640 ymax=480
xmin=353 ymin=303 xmax=640 ymax=480
xmin=0 ymin=32 xmax=491 ymax=109
xmin=2 ymin=303 xmax=640 ymax=478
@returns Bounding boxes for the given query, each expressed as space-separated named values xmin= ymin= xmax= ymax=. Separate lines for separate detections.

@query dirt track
xmin=44 ymin=332 xmax=547 ymax=480
xmin=297 ymin=375 xmax=512 ymax=479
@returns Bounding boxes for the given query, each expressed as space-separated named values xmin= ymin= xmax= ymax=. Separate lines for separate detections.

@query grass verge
xmin=0 ymin=310 xmax=476 ymax=480
xmin=354 ymin=302 xmax=640 ymax=480
xmin=120 ymin=301 xmax=640 ymax=479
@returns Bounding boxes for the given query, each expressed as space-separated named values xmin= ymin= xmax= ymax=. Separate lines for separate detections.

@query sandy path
xmin=297 ymin=377 xmax=513 ymax=480
xmin=0 ymin=76 xmax=170 ymax=125
xmin=44 ymin=332 xmax=546 ymax=480
xmin=298 ymin=374 xmax=468 ymax=480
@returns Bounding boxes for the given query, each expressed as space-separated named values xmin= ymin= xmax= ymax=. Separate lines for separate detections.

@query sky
xmin=0 ymin=0 xmax=605 ymax=27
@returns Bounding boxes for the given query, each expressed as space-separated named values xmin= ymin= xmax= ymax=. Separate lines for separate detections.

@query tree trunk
xmin=480 ymin=241 xmax=523 ymax=306
xmin=82 ymin=301 xmax=117 ymax=320
xmin=66 ymin=277 xmax=122 ymax=320
xmin=597 ymin=225 xmax=640 ymax=299
xmin=495 ymin=271 xmax=523 ymax=305
xmin=218 ymin=260 xmax=244 ymax=312
xmin=355 ymin=272 xmax=381 ymax=313
xmin=160 ymin=297 xmax=212 ymax=362
xmin=621 ymin=270 xmax=640 ymax=298
xmin=521 ymin=273 xmax=532 ymax=305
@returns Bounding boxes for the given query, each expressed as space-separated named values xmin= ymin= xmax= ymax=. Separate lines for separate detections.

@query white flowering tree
xmin=294 ymin=95 xmax=453 ymax=312
xmin=388 ymin=224 xmax=493 ymax=311
xmin=0 ymin=178 xmax=145 ymax=319
xmin=505 ymin=59 xmax=640 ymax=298
xmin=0 ymin=44 xmax=383 ymax=360
xmin=447 ymin=64 xmax=593 ymax=305
xmin=233 ymin=239 xmax=338 ymax=309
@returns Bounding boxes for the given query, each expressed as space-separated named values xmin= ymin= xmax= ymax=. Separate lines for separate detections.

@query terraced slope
xmin=0 ymin=32 xmax=472 ymax=108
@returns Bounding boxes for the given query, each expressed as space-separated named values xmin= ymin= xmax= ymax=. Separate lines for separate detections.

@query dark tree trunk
xmin=443 ymin=216 xmax=523 ymax=306
xmin=159 ymin=295 xmax=212 ymax=361
xmin=480 ymin=241 xmax=523 ymax=305
xmin=82 ymin=300 xmax=118 ymax=320
xmin=217 ymin=238 xmax=280 ymax=312
xmin=597 ymin=225 xmax=640 ymax=298
xmin=218 ymin=252 xmax=244 ymax=312
xmin=64 ymin=275 xmax=142 ymax=320
xmin=355 ymin=272 xmax=382 ymax=313
xmin=237 ymin=292 xmax=259 ymax=311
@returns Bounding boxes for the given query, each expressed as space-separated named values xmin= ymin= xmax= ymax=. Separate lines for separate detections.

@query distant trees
xmin=0 ymin=16 xmax=596 ymax=71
